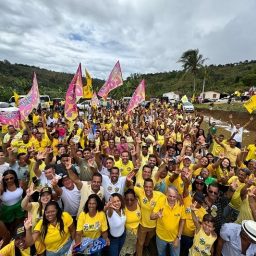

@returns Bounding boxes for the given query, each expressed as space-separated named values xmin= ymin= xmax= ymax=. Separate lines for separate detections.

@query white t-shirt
xmin=107 ymin=210 xmax=126 ymax=237
xmin=102 ymin=175 xmax=126 ymax=202
xmin=0 ymin=162 xmax=9 ymax=176
xmin=61 ymin=185 xmax=81 ymax=216
xmin=38 ymin=172 xmax=61 ymax=187
xmin=0 ymin=187 xmax=23 ymax=206
xmin=230 ymin=127 xmax=243 ymax=143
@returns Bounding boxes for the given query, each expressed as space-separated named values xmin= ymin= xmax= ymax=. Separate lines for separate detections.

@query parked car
xmin=39 ymin=95 xmax=51 ymax=110
xmin=77 ymin=100 xmax=91 ymax=110
xmin=0 ymin=102 xmax=10 ymax=108
xmin=182 ymin=101 xmax=195 ymax=112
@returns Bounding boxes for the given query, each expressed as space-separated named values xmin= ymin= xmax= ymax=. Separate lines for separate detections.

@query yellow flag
xmin=83 ymin=69 xmax=93 ymax=98
xmin=243 ymin=95 xmax=256 ymax=113
xmin=181 ymin=95 xmax=188 ymax=103
xmin=191 ymin=93 xmax=195 ymax=103
xmin=13 ymin=91 xmax=19 ymax=106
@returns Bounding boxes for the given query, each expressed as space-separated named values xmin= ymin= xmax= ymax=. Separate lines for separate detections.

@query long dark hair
xmin=41 ymin=201 xmax=64 ymax=239
xmin=84 ymin=194 xmax=104 ymax=213
xmin=2 ymin=170 xmax=19 ymax=191
xmin=110 ymin=193 xmax=125 ymax=210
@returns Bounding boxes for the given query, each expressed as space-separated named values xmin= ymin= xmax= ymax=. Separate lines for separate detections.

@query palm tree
xmin=178 ymin=49 xmax=207 ymax=92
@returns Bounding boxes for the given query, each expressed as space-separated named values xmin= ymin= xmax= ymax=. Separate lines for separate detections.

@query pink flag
xmin=64 ymin=64 xmax=84 ymax=121
xmin=73 ymin=63 xmax=83 ymax=102
xmin=91 ymin=92 xmax=99 ymax=108
xmin=0 ymin=108 xmax=20 ymax=128
xmin=19 ymin=72 xmax=40 ymax=120
xmin=127 ymin=80 xmax=146 ymax=114
xmin=64 ymin=81 xmax=78 ymax=121
xmin=98 ymin=61 xmax=123 ymax=99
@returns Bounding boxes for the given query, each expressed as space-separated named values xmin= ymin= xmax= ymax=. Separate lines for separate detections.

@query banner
xmin=0 ymin=107 xmax=20 ymax=128
xmin=19 ymin=72 xmax=40 ymax=120
xmin=83 ymin=69 xmax=93 ymax=98
xmin=244 ymin=95 xmax=256 ymax=114
xmin=127 ymin=79 xmax=145 ymax=114
xmin=91 ymin=92 xmax=99 ymax=108
xmin=73 ymin=63 xmax=83 ymax=102
xmin=64 ymin=82 xmax=78 ymax=121
xmin=98 ymin=61 xmax=123 ymax=99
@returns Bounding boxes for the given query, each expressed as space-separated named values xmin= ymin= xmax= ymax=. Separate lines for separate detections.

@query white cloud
xmin=0 ymin=0 xmax=255 ymax=79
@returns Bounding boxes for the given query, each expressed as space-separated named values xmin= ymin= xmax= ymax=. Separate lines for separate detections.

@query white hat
xmin=242 ymin=220 xmax=256 ymax=242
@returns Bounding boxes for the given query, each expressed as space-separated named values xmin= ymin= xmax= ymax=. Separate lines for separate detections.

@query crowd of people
xmin=0 ymin=99 xmax=255 ymax=256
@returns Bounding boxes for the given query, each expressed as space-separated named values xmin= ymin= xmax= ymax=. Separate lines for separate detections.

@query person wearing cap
xmin=0 ymin=223 xmax=43 ymax=256
xmin=151 ymin=186 xmax=185 ymax=256
xmin=51 ymin=173 xmax=81 ymax=220
xmin=216 ymin=220 xmax=256 ymax=256
xmin=21 ymin=185 xmax=53 ymax=229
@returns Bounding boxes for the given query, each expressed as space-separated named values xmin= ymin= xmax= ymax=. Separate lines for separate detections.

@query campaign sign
xmin=73 ymin=237 xmax=106 ymax=255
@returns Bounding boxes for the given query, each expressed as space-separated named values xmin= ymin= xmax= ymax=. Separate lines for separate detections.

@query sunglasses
xmin=4 ymin=177 xmax=14 ymax=181
xmin=208 ymin=190 xmax=218 ymax=195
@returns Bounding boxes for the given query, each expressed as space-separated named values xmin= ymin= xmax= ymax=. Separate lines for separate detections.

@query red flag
xmin=98 ymin=61 xmax=123 ymax=99
xmin=127 ymin=80 xmax=146 ymax=114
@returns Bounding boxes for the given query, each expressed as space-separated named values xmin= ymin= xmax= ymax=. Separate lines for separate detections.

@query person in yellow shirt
xmin=0 ymin=223 xmax=43 ymax=256
xmin=189 ymin=204 xmax=217 ymax=256
xmin=25 ymin=200 xmax=75 ymax=255
xmin=11 ymin=133 xmax=34 ymax=154
xmin=180 ymin=191 xmax=207 ymax=256
xmin=76 ymin=194 xmax=109 ymax=248
xmin=120 ymin=189 xmax=141 ymax=256
xmin=134 ymin=178 xmax=164 ymax=256
xmin=223 ymin=168 xmax=250 ymax=223
xmin=151 ymin=186 xmax=185 ymax=256
xmin=115 ymin=151 xmax=134 ymax=176
xmin=246 ymin=140 xmax=256 ymax=161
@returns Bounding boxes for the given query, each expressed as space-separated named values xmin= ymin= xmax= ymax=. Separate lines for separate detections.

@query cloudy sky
xmin=0 ymin=0 xmax=256 ymax=79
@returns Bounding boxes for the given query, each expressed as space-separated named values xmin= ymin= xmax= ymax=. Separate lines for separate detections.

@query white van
xmin=9 ymin=95 xmax=51 ymax=110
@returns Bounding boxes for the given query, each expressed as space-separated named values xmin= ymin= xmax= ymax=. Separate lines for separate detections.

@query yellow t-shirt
xmin=76 ymin=211 xmax=108 ymax=239
xmin=11 ymin=140 xmax=34 ymax=154
xmin=171 ymin=174 xmax=192 ymax=196
xmin=228 ymin=176 xmax=245 ymax=210
xmin=223 ymin=144 xmax=241 ymax=166
xmin=182 ymin=195 xmax=207 ymax=237
xmin=34 ymin=212 xmax=73 ymax=252
xmin=134 ymin=187 xmax=164 ymax=228
xmin=153 ymin=197 xmax=185 ymax=242
xmin=32 ymin=114 xmax=40 ymax=126
xmin=189 ymin=227 xmax=217 ymax=256
xmin=211 ymin=140 xmax=226 ymax=157
xmin=246 ymin=144 xmax=256 ymax=161
xmin=0 ymin=240 xmax=30 ymax=256
xmin=236 ymin=195 xmax=254 ymax=224
xmin=124 ymin=204 xmax=141 ymax=234
xmin=115 ymin=160 xmax=134 ymax=176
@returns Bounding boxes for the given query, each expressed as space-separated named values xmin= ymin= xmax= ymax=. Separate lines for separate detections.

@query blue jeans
xmin=156 ymin=235 xmax=180 ymax=256
xmin=46 ymin=238 xmax=72 ymax=256
xmin=108 ymin=231 xmax=126 ymax=256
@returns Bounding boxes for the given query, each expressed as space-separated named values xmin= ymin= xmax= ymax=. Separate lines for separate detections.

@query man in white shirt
xmin=216 ymin=220 xmax=256 ymax=256
xmin=51 ymin=175 xmax=81 ymax=218
xmin=102 ymin=167 xmax=133 ymax=202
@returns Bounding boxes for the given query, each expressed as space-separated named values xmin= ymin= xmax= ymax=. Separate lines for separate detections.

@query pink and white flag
xmin=0 ymin=108 xmax=20 ymax=128
xmin=73 ymin=63 xmax=83 ymax=102
xmin=98 ymin=61 xmax=123 ymax=99
xmin=19 ymin=72 xmax=40 ymax=120
xmin=127 ymin=80 xmax=146 ymax=114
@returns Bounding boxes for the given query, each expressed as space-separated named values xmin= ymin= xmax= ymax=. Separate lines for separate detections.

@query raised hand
xmin=156 ymin=208 xmax=163 ymax=218
xmin=26 ymin=183 xmax=36 ymax=197
xmin=64 ymin=157 xmax=72 ymax=170
xmin=126 ymin=171 xmax=135 ymax=183
xmin=24 ymin=215 xmax=32 ymax=230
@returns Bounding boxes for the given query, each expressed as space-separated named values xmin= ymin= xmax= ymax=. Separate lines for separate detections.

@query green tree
xmin=178 ymin=49 xmax=207 ymax=92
